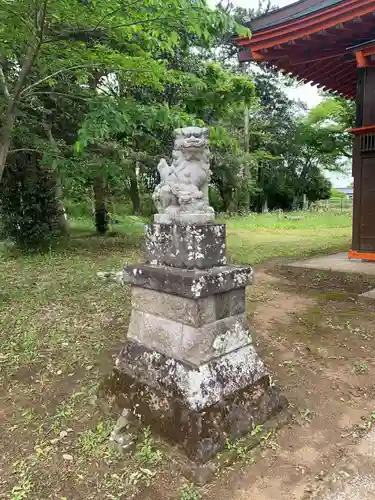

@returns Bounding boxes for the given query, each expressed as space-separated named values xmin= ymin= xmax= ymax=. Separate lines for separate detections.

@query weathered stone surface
xmin=145 ymin=223 xmax=226 ymax=269
xmin=131 ymin=287 xmax=245 ymax=327
xmin=165 ymin=407 xmax=292 ymax=485
xmin=109 ymin=408 xmax=136 ymax=455
xmin=123 ymin=263 xmax=252 ymax=298
xmin=131 ymin=286 xmax=215 ymax=327
xmin=228 ymin=288 xmax=246 ymax=316
xmin=116 ymin=340 xmax=267 ymax=411
xmin=107 ymin=196 xmax=287 ymax=476
xmin=106 ymin=366 xmax=287 ymax=464
xmin=127 ymin=311 xmax=251 ymax=365
xmin=152 ymin=127 xmax=215 ymax=225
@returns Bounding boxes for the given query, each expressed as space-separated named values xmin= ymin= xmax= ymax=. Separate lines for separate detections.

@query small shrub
xmin=135 ymin=427 xmax=162 ymax=466
xmin=78 ymin=419 xmax=113 ymax=456
xmin=0 ymin=153 xmax=66 ymax=251
xmin=179 ymin=484 xmax=200 ymax=500
xmin=354 ymin=362 xmax=369 ymax=374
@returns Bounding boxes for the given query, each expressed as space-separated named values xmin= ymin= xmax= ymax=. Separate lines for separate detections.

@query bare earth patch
xmin=202 ymin=270 xmax=375 ymax=500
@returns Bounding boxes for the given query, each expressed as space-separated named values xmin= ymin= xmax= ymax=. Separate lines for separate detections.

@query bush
xmin=64 ymin=199 xmax=93 ymax=219
xmin=331 ymin=188 xmax=349 ymax=199
xmin=0 ymin=153 xmax=66 ymax=251
xmin=140 ymin=193 xmax=156 ymax=217
xmin=209 ymin=186 xmax=225 ymax=213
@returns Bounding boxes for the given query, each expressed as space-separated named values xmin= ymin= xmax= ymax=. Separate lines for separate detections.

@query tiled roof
xmin=347 ymin=38 xmax=375 ymax=50
xmin=250 ymin=0 xmax=346 ymax=31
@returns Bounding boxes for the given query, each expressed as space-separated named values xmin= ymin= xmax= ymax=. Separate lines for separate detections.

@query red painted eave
xmin=237 ymin=0 xmax=375 ymax=50
xmin=236 ymin=0 xmax=375 ymax=97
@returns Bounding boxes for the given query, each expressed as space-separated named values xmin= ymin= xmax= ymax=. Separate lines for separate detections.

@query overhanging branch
xmin=20 ymin=66 xmax=158 ymax=97
xmin=26 ymin=91 xmax=89 ymax=101
xmin=20 ymin=65 xmax=100 ymax=97
xmin=93 ymin=0 xmax=145 ymax=29
xmin=8 ymin=148 xmax=40 ymax=154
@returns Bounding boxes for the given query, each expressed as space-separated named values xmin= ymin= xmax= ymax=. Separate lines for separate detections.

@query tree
xmin=0 ymin=0 xmax=247 ymax=182
xmin=306 ymin=97 xmax=355 ymax=159
xmin=245 ymin=72 xmax=346 ymax=211
xmin=74 ymin=37 xmax=256 ymax=219
xmin=331 ymin=187 xmax=348 ymax=199
xmin=0 ymin=0 xmax=250 ymax=243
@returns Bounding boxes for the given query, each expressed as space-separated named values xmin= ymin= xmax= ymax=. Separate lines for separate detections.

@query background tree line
xmin=0 ymin=0 xmax=354 ymax=250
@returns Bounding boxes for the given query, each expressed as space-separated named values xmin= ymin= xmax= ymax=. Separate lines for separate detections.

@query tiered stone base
xmin=110 ymin=223 xmax=286 ymax=479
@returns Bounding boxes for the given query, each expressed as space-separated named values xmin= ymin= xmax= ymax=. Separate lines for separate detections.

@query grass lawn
xmin=224 ymin=211 xmax=351 ymax=264
xmin=0 ymin=211 xmax=352 ymax=499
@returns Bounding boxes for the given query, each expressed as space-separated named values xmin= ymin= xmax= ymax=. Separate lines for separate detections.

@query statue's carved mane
xmin=152 ymin=127 xmax=214 ymax=225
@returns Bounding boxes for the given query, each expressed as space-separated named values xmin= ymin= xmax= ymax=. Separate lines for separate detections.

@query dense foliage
xmin=0 ymin=151 xmax=65 ymax=249
xmin=0 ymin=0 xmax=353 ymax=248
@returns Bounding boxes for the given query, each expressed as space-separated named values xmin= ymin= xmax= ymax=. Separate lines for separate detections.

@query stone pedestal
xmin=109 ymin=223 xmax=286 ymax=473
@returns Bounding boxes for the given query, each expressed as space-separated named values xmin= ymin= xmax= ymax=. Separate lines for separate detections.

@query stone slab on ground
xmin=359 ymin=288 xmax=375 ymax=300
xmin=288 ymin=253 xmax=375 ymax=277
xmin=106 ymin=359 xmax=287 ymax=464
xmin=320 ymin=475 xmax=375 ymax=500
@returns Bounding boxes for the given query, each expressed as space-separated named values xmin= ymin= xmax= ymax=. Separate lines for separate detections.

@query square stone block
xmin=131 ymin=287 xmax=246 ymax=327
xmin=145 ymin=223 xmax=226 ymax=269
xmin=131 ymin=286 xmax=215 ymax=327
xmin=116 ymin=341 xmax=268 ymax=411
xmin=124 ymin=264 xmax=252 ymax=298
xmin=108 ymin=369 xmax=286 ymax=464
xmin=127 ymin=310 xmax=252 ymax=366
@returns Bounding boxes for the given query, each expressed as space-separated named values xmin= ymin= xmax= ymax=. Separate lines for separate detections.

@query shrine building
xmin=237 ymin=0 xmax=375 ymax=261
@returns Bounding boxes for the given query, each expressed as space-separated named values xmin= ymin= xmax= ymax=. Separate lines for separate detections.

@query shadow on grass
xmin=1 ymin=228 xmax=142 ymax=261
xmin=66 ymin=228 xmax=142 ymax=254
xmin=0 ymin=216 xmax=147 ymax=260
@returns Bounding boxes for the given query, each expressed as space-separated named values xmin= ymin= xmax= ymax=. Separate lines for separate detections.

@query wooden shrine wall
xmin=352 ymin=67 xmax=375 ymax=253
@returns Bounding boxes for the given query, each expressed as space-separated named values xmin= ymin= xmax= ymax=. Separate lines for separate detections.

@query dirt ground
xmin=2 ymin=260 xmax=375 ymax=499
xmin=206 ymin=266 xmax=375 ymax=500
xmin=140 ymin=265 xmax=375 ymax=500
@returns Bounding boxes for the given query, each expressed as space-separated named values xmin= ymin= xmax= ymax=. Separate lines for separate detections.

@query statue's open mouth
xmin=183 ymin=137 xmax=205 ymax=148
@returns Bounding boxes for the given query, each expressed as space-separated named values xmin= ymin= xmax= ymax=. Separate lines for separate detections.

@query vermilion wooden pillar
xmin=349 ymin=46 xmax=375 ymax=261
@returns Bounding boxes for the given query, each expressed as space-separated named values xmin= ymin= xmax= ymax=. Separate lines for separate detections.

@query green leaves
xmin=0 ymin=0 xmax=257 ymax=214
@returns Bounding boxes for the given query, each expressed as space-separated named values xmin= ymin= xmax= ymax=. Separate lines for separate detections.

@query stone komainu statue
xmin=152 ymin=127 xmax=215 ymax=224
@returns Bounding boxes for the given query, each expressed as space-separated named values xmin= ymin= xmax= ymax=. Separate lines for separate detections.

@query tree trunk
xmin=218 ymin=183 xmax=229 ymax=213
xmin=292 ymin=195 xmax=300 ymax=211
xmin=262 ymin=198 xmax=269 ymax=213
xmin=55 ymin=176 xmax=69 ymax=233
xmin=302 ymin=193 xmax=309 ymax=211
xmin=241 ymin=107 xmax=250 ymax=209
xmin=45 ymin=125 xmax=69 ymax=234
xmin=129 ymin=165 xmax=140 ymax=214
xmin=0 ymin=112 xmax=15 ymax=184
xmin=0 ymin=37 xmax=43 ymax=183
xmin=93 ymin=176 xmax=108 ymax=234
